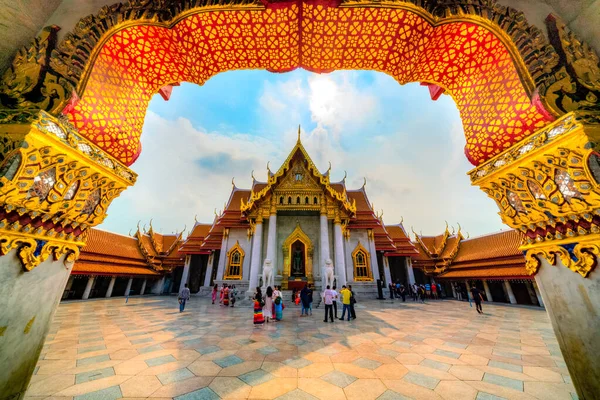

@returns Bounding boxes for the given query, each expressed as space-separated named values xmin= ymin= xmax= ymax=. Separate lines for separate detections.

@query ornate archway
xmin=1 ymin=1 xmax=600 ymax=399
xmin=282 ymin=222 xmax=314 ymax=287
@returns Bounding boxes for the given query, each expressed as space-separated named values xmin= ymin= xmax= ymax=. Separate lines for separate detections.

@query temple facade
xmin=177 ymin=134 xmax=418 ymax=297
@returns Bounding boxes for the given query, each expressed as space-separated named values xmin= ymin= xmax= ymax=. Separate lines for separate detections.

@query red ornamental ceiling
xmin=65 ymin=3 xmax=550 ymax=166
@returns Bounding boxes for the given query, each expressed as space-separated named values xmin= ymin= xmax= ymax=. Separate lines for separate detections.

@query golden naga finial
xmin=232 ymin=177 xmax=236 ymax=188
xmin=411 ymin=226 xmax=418 ymax=239
xmin=267 ymin=161 xmax=272 ymax=176
xmin=444 ymin=220 xmax=449 ymax=233
xmin=400 ymin=216 xmax=404 ymax=225
xmin=297 ymin=124 xmax=301 ymax=143
xmin=194 ymin=214 xmax=198 ymax=224
xmin=451 ymin=225 xmax=456 ymax=235
xmin=467 ymin=232 xmax=470 ymax=239
xmin=214 ymin=208 xmax=218 ymax=217
xmin=362 ymin=177 xmax=367 ymax=189
xmin=128 ymin=228 xmax=132 ymax=237
xmin=342 ymin=170 xmax=347 ymax=183
xmin=457 ymin=223 xmax=462 ymax=237
xmin=326 ymin=161 xmax=332 ymax=175
xmin=251 ymin=170 xmax=255 ymax=181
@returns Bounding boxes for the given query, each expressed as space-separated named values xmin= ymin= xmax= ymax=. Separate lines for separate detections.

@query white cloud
xmin=101 ymin=71 xmax=505 ymax=239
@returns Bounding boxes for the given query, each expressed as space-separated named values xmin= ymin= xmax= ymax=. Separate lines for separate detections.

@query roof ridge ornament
xmin=297 ymin=124 xmax=301 ymax=143
xmin=232 ymin=177 xmax=236 ymax=189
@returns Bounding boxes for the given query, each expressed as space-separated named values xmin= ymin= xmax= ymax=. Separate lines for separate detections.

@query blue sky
xmin=100 ymin=69 xmax=505 ymax=238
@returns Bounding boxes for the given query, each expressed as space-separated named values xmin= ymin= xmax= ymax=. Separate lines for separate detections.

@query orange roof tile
xmin=72 ymin=262 xmax=160 ymax=276
xmin=438 ymin=266 xmax=529 ymax=279
xmin=454 ymin=230 xmax=523 ymax=263
xmin=82 ymin=228 xmax=144 ymax=260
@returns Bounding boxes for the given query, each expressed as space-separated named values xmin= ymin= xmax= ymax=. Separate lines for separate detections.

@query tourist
xmin=425 ymin=282 xmax=431 ymax=298
xmin=253 ymin=287 xmax=265 ymax=326
xmin=178 ymin=283 xmax=191 ymax=313
xmin=295 ymin=290 xmax=301 ymax=305
xmin=291 ymin=288 xmax=297 ymax=304
xmin=431 ymin=282 xmax=438 ymax=300
xmin=273 ymin=285 xmax=283 ymax=320
xmin=307 ymin=283 xmax=314 ymax=315
xmin=300 ymin=284 xmax=310 ymax=316
xmin=399 ymin=284 xmax=406 ymax=302
xmin=331 ymin=285 xmax=339 ymax=319
xmin=274 ymin=287 xmax=283 ymax=321
xmin=471 ymin=285 xmax=484 ymax=314
xmin=395 ymin=282 xmax=401 ymax=298
xmin=388 ymin=282 xmax=394 ymax=300
xmin=322 ymin=285 xmax=335 ymax=322
xmin=413 ymin=284 xmax=419 ymax=301
xmin=418 ymin=285 xmax=426 ymax=303
xmin=455 ymin=283 xmax=462 ymax=300
xmin=230 ymin=285 xmax=237 ymax=307
xmin=219 ymin=284 xmax=224 ymax=305
xmin=349 ymin=284 xmax=357 ymax=320
xmin=211 ymin=284 xmax=218 ymax=304
xmin=339 ymin=285 xmax=351 ymax=321
xmin=223 ymin=284 xmax=230 ymax=307
xmin=264 ymin=286 xmax=274 ymax=323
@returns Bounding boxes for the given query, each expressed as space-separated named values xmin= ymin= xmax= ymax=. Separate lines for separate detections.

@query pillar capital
xmin=471 ymin=111 xmax=600 ymax=278
xmin=0 ymin=111 xmax=136 ymax=271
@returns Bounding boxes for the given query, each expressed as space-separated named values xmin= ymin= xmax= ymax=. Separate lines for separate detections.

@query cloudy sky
xmin=100 ymin=69 xmax=505 ymax=238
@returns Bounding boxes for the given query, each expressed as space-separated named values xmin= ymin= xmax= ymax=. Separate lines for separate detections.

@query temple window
xmin=352 ymin=242 xmax=373 ymax=281
xmin=288 ymin=196 xmax=292 ymax=204
xmin=314 ymin=197 xmax=318 ymax=205
xmin=279 ymin=196 xmax=284 ymax=205
xmin=305 ymin=196 xmax=309 ymax=204
xmin=296 ymin=196 xmax=300 ymax=204
xmin=225 ymin=241 xmax=244 ymax=279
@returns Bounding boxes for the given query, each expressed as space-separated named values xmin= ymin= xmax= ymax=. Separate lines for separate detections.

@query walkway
xmin=26 ymin=297 xmax=577 ymax=400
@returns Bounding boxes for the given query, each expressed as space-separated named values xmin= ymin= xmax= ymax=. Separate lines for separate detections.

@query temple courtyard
xmin=26 ymin=297 xmax=576 ymax=400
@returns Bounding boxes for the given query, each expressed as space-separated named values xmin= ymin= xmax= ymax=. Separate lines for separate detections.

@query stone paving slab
xmin=26 ymin=296 xmax=577 ymax=399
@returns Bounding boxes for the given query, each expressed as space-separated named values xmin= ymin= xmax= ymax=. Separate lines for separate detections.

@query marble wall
xmin=0 ymin=250 xmax=73 ymax=399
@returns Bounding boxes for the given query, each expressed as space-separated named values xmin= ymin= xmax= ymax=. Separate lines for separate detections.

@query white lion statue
xmin=322 ymin=258 xmax=335 ymax=289
xmin=262 ymin=258 xmax=274 ymax=289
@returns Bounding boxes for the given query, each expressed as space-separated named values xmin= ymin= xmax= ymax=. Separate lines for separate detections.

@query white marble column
xmin=368 ymin=230 xmax=381 ymax=281
xmin=333 ymin=219 xmax=346 ymax=286
xmin=82 ymin=276 xmax=95 ymax=300
xmin=179 ymin=255 xmax=191 ymax=294
xmin=320 ymin=213 xmax=331 ymax=288
xmin=483 ymin=280 xmax=493 ymax=302
xmin=216 ymin=232 xmax=230 ymax=280
xmin=249 ymin=217 xmax=264 ymax=292
xmin=266 ymin=213 xmax=278 ymax=273
xmin=532 ymin=280 xmax=544 ymax=308
xmin=504 ymin=280 xmax=517 ymax=304
xmin=152 ymin=276 xmax=165 ymax=294
xmin=125 ymin=278 xmax=133 ymax=296
xmin=204 ymin=252 xmax=215 ymax=287
xmin=405 ymin=257 xmax=416 ymax=285
xmin=105 ymin=276 xmax=116 ymax=298
xmin=465 ymin=280 xmax=472 ymax=300
xmin=140 ymin=279 xmax=147 ymax=295
xmin=382 ymin=256 xmax=392 ymax=286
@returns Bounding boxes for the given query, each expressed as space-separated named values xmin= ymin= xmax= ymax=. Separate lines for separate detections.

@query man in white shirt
xmin=322 ymin=285 xmax=335 ymax=323
xmin=331 ymin=286 xmax=339 ymax=319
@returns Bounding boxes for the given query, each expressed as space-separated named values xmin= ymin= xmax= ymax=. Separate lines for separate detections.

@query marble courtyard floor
xmin=26 ymin=296 xmax=577 ymax=400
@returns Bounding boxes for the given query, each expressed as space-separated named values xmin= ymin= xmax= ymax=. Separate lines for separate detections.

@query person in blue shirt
xmin=425 ymin=283 xmax=431 ymax=299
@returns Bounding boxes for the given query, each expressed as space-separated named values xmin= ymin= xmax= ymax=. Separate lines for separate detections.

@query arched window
xmin=305 ymin=196 xmax=309 ymax=204
xmin=288 ymin=196 xmax=292 ymax=204
xmin=225 ymin=241 xmax=244 ymax=279
xmin=296 ymin=196 xmax=301 ymax=204
xmin=314 ymin=197 xmax=318 ymax=205
xmin=352 ymin=242 xmax=372 ymax=281
xmin=279 ymin=196 xmax=284 ymax=205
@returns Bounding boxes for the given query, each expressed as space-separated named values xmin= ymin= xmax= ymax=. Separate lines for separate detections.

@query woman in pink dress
xmin=211 ymin=284 xmax=218 ymax=304
xmin=263 ymin=286 xmax=274 ymax=323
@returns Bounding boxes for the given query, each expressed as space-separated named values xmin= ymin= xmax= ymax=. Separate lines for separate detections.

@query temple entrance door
xmin=290 ymin=240 xmax=306 ymax=277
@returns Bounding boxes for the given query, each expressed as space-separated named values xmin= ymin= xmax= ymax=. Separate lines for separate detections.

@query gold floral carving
xmin=539 ymin=15 xmax=600 ymax=116
xmin=472 ymin=110 xmax=600 ymax=277
xmin=525 ymin=242 xmax=598 ymax=278
xmin=0 ymin=111 xmax=135 ymax=271
xmin=0 ymin=234 xmax=79 ymax=272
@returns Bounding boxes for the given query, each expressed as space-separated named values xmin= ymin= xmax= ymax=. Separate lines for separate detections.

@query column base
xmin=535 ymin=257 xmax=600 ymax=399
xmin=0 ymin=250 xmax=73 ymax=399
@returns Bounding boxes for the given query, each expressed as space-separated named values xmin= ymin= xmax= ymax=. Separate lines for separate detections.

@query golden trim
xmin=282 ymin=223 xmax=314 ymax=284
xmin=352 ymin=241 xmax=373 ymax=281
xmin=224 ymin=241 xmax=244 ymax=280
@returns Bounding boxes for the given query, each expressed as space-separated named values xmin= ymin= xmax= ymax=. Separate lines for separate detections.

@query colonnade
xmin=453 ymin=279 xmax=544 ymax=307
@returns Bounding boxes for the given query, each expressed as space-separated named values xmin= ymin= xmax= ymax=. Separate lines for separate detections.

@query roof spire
xmin=297 ymin=125 xmax=301 ymax=143
xmin=232 ymin=177 xmax=236 ymax=189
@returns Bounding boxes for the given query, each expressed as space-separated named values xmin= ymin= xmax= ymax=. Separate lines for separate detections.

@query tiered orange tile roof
xmin=412 ymin=225 xmax=462 ymax=273
xmin=437 ymin=230 xmax=528 ymax=280
xmin=73 ymin=229 xmax=159 ymax=276
xmin=134 ymin=223 xmax=186 ymax=271
xmin=179 ymin=222 xmax=213 ymax=254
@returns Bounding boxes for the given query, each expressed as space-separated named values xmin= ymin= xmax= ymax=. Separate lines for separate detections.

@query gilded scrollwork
xmin=0 ymin=110 xmax=135 ymax=271
xmin=525 ymin=242 xmax=598 ymax=278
